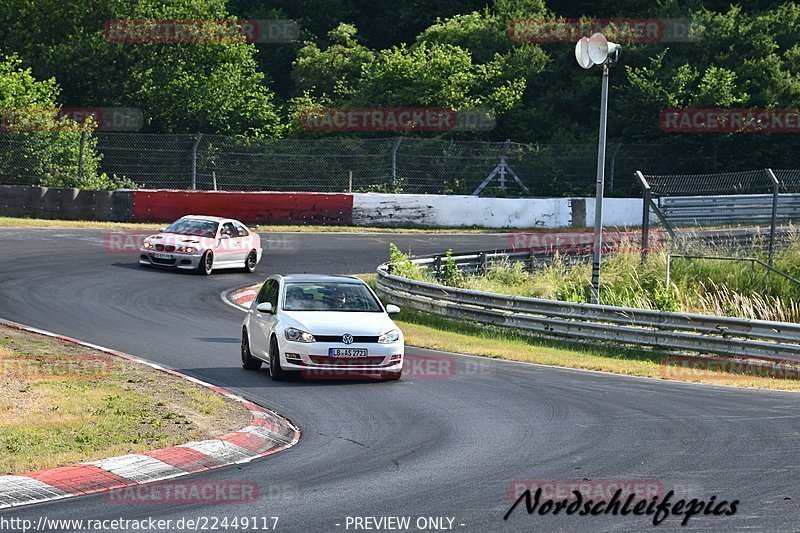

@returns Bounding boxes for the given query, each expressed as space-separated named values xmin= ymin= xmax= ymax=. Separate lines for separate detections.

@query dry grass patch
xmin=0 ymin=325 xmax=251 ymax=474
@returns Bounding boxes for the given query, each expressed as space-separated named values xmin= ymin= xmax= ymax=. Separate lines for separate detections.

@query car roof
xmin=279 ymin=274 xmax=362 ymax=284
xmin=180 ymin=215 xmax=234 ymax=223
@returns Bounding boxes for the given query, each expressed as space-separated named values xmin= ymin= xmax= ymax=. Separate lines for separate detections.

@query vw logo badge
xmin=342 ymin=333 xmax=354 ymax=345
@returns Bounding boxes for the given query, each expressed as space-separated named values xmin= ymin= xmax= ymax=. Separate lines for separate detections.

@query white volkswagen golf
xmin=241 ymin=274 xmax=404 ymax=381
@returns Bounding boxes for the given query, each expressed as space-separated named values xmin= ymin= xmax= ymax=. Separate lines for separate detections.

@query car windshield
xmin=283 ymin=282 xmax=383 ymax=312
xmin=164 ymin=219 xmax=218 ymax=238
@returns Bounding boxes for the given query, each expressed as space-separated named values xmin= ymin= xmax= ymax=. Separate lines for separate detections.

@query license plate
xmin=152 ymin=253 xmax=173 ymax=259
xmin=329 ymin=348 xmax=368 ymax=357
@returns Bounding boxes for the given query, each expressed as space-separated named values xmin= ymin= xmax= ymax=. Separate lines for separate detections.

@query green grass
xmin=0 ymin=216 xmax=518 ymax=233
xmin=393 ymin=308 xmax=800 ymax=391
xmin=0 ymin=326 xmax=248 ymax=474
xmin=388 ymin=233 xmax=800 ymax=323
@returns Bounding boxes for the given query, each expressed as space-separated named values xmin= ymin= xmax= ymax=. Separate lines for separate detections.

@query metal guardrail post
xmin=665 ymin=254 xmax=671 ymax=286
xmin=433 ymin=255 xmax=442 ymax=281
xmin=478 ymin=252 xmax=487 ymax=275
xmin=636 ymin=171 xmax=689 ymax=257
xmin=766 ymin=168 xmax=779 ymax=266
xmin=637 ymin=170 xmax=651 ymax=262
xmin=190 ymin=133 xmax=202 ymax=190
xmin=391 ymin=138 xmax=401 ymax=190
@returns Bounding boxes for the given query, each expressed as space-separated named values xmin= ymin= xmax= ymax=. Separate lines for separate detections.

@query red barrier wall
xmin=132 ymin=190 xmax=353 ymax=225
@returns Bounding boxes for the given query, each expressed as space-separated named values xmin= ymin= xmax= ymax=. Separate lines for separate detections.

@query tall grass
xmin=388 ymin=230 xmax=800 ymax=323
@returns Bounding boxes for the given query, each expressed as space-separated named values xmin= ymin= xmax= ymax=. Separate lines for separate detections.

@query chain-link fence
xmin=3 ymin=130 xmax=800 ymax=199
xmin=0 ymin=130 xmax=88 ymax=186
xmin=108 ymin=135 xmax=601 ymax=195
xmin=0 ymin=130 xmax=783 ymax=197
xmin=638 ymin=169 xmax=800 ymax=261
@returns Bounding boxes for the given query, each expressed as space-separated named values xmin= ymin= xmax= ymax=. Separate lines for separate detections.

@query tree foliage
xmin=0 ymin=0 xmax=799 ymax=176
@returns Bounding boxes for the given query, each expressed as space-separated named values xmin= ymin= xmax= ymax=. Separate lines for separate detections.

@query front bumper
xmin=138 ymin=251 xmax=203 ymax=270
xmin=279 ymin=339 xmax=404 ymax=373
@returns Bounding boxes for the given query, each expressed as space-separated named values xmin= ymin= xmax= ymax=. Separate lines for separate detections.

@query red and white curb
xmin=0 ymin=318 xmax=300 ymax=510
xmin=224 ymin=285 xmax=261 ymax=311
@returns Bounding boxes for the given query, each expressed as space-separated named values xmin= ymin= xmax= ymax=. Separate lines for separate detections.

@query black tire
xmin=381 ymin=370 xmax=402 ymax=381
xmin=243 ymin=250 xmax=258 ymax=273
xmin=241 ymin=329 xmax=262 ymax=370
xmin=199 ymin=250 xmax=213 ymax=275
xmin=269 ymin=336 xmax=289 ymax=381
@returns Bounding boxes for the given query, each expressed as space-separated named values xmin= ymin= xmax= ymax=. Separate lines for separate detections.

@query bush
xmin=440 ymin=249 xmax=464 ymax=287
xmin=388 ymin=243 xmax=430 ymax=281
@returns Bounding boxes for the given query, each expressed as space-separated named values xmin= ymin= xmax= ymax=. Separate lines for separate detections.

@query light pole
xmin=575 ymin=33 xmax=620 ymax=304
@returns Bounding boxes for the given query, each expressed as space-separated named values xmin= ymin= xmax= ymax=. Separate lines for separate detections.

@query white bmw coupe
xmin=139 ymin=215 xmax=262 ymax=275
xmin=241 ymin=274 xmax=404 ymax=381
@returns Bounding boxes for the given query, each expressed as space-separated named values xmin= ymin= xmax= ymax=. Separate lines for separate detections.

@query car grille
xmin=151 ymin=256 xmax=177 ymax=265
xmin=154 ymin=244 xmax=176 ymax=252
xmin=314 ymin=335 xmax=380 ymax=343
xmin=308 ymin=356 xmax=386 ymax=366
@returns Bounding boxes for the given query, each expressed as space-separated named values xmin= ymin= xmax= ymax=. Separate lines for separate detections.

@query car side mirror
xmin=159 ymin=227 xmax=167 ymax=232
xmin=256 ymin=302 xmax=274 ymax=314
xmin=385 ymin=304 xmax=400 ymax=315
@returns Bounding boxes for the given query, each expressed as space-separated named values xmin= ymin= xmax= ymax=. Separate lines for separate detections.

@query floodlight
xmin=575 ymin=36 xmax=592 ymax=69
xmin=587 ymin=33 xmax=620 ymax=65
xmin=574 ymin=33 xmax=622 ymax=304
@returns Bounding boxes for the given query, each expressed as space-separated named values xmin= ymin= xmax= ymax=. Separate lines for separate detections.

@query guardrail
xmin=659 ymin=193 xmax=800 ymax=226
xmin=375 ymin=250 xmax=800 ymax=362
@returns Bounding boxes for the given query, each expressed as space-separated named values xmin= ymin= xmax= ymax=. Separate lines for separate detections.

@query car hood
xmin=146 ymin=233 xmax=216 ymax=247
xmin=281 ymin=311 xmax=397 ymax=336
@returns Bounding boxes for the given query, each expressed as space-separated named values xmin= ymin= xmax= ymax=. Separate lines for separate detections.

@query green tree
xmin=293 ymin=23 xmax=375 ymax=99
xmin=0 ymin=0 xmax=283 ymax=136
xmin=0 ymin=54 xmax=119 ymax=189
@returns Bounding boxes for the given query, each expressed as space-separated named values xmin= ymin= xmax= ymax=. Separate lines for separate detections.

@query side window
xmin=266 ymin=280 xmax=279 ymax=307
xmin=257 ymin=279 xmax=279 ymax=307
xmin=221 ymin=222 xmax=236 ymax=237
xmin=256 ymin=279 xmax=280 ymax=309
xmin=235 ymin=222 xmax=249 ymax=237
xmin=255 ymin=281 xmax=271 ymax=304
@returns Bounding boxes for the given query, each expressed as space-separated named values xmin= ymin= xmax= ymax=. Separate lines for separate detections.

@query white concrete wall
xmin=352 ymin=193 xmax=646 ymax=229
xmin=352 ymin=193 xmax=574 ymax=229
xmin=585 ymin=198 xmax=649 ymax=228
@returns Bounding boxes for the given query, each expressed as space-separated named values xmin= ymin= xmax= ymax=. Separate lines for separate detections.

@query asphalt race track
xmin=1 ymin=228 xmax=799 ymax=532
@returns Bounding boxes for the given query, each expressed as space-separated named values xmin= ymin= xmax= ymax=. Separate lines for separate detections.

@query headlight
xmin=378 ymin=329 xmax=400 ymax=344
xmin=285 ymin=327 xmax=316 ymax=343
xmin=142 ymin=241 xmax=154 ymax=249
xmin=175 ymin=246 xmax=198 ymax=254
